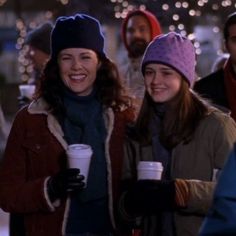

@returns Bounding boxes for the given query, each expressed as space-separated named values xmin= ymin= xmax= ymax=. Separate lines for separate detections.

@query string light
xmin=14 ymin=0 xmax=71 ymax=83
xmin=109 ymin=0 xmax=236 ymax=56
xmin=60 ymin=0 xmax=69 ymax=5
xmin=162 ymin=4 xmax=169 ymax=10
xmin=16 ymin=11 xmax=54 ymax=83
xmin=175 ymin=2 xmax=182 ymax=8
xmin=11 ymin=0 xmax=236 ymax=82
xmin=58 ymin=0 xmax=70 ymax=5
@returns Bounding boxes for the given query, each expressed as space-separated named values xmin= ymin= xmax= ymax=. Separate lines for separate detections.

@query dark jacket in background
xmin=193 ymin=68 xmax=229 ymax=109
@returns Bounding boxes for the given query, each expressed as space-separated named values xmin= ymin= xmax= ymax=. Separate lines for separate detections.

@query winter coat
xmin=121 ymin=110 xmax=236 ymax=236
xmin=199 ymin=143 xmax=236 ymax=235
xmin=193 ymin=68 xmax=229 ymax=109
xmin=0 ymin=98 xmax=134 ymax=236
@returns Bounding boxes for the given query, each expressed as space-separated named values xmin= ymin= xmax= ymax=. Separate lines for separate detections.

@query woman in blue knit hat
xmin=0 ymin=14 xmax=135 ymax=236
xmin=120 ymin=32 xmax=236 ymax=236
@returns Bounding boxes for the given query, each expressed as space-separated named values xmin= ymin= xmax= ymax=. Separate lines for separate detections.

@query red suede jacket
xmin=0 ymin=98 xmax=134 ymax=236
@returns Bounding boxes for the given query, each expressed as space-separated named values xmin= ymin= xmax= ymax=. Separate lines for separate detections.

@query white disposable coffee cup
xmin=66 ymin=144 xmax=93 ymax=185
xmin=19 ymin=84 xmax=36 ymax=99
xmin=137 ymin=161 xmax=163 ymax=180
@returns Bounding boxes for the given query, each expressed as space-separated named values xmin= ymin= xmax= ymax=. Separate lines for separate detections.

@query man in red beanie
xmin=120 ymin=9 xmax=162 ymax=114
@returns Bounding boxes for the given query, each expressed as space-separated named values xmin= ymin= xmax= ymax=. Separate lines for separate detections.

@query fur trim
xmin=61 ymin=197 xmax=71 ymax=235
xmin=103 ymin=108 xmax=116 ymax=229
xmin=28 ymin=98 xmax=68 ymax=150
xmin=44 ymin=177 xmax=57 ymax=211
xmin=28 ymin=98 xmax=50 ymax=115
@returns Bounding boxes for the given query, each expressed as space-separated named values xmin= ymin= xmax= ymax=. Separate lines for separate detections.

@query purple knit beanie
xmin=142 ymin=32 xmax=196 ymax=86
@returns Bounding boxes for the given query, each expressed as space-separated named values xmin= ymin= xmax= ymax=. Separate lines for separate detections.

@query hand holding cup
xmin=66 ymin=144 xmax=93 ymax=186
xmin=47 ymin=168 xmax=85 ymax=201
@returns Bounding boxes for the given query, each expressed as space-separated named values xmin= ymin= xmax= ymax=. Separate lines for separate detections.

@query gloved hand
xmin=123 ymin=180 xmax=176 ymax=216
xmin=47 ymin=168 xmax=85 ymax=201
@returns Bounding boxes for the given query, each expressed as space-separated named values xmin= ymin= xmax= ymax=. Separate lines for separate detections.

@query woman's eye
xmin=81 ymin=56 xmax=91 ymax=60
xmin=162 ymin=71 xmax=173 ymax=76
xmin=145 ymin=70 xmax=154 ymax=76
xmin=163 ymin=71 xmax=170 ymax=75
xmin=61 ymin=56 xmax=71 ymax=61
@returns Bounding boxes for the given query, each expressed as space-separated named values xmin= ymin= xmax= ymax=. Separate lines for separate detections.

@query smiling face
xmin=58 ymin=48 xmax=100 ymax=96
xmin=144 ymin=63 xmax=182 ymax=103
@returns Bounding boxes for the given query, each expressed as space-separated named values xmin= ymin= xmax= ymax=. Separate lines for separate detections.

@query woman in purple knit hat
xmin=120 ymin=32 xmax=236 ymax=236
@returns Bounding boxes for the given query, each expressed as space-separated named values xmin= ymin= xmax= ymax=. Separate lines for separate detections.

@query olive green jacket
xmin=122 ymin=110 xmax=236 ymax=236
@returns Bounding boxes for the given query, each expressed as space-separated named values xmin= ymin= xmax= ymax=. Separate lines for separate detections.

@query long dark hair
xmin=36 ymin=54 xmax=132 ymax=117
xmin=133 ymin=78 xmax=212 ymax=149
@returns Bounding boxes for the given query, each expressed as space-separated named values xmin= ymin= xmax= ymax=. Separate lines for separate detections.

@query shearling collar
xmin=28 ymin=98 xmax=51 ymax=115
xmin=27 ymin=97 xmax=115 ymax=152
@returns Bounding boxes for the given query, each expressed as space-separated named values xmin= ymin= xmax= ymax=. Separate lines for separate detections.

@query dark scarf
xmin=150 ymin=104 xmax=175 ymax=236
xmin=61 ymin=87 xmax=112 ymax=234
xmin=151 ymin=104 xmax=171 ymax=180
xmin=224 ymin=58 xmax=236 ymax=121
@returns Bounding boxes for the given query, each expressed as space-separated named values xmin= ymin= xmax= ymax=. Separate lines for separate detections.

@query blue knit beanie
xmin=51 ymin=14 xmax=106 ymax=59
xmin=142 ymin=32 xmax=196 ymax=86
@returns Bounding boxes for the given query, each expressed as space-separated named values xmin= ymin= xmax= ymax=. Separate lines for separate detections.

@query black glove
xmin=47 ymin=168 xmax=85 ymax=201
xmin=124 ymin=180 xmax=176 ymax=216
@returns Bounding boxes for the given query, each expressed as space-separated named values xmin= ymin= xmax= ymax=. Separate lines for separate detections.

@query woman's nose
xmin=152 ymin=73 xmax=161 ymax=83
xmin=71 ymin=60 xmax=82 ymax=69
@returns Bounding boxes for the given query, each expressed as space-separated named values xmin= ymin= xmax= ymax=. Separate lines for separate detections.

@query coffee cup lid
xmin=138 ymin=161 xmax=163 ymax=170
xmin=67 ymin=144 xmax=93 ymax=155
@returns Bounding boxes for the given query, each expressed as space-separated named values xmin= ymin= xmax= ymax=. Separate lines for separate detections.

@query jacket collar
xmin=27 ymin=98 xmax=115 ymax=152
xmin=28 ymin=98 xmax=67 ymax=149
xmin=28 ymin=98 xmax=51 ymax=115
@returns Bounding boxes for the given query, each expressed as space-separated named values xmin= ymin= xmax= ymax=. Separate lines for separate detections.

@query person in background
xmin=11 ymin=21 xmax=53 ymax=236
xmin=119 ymin=9 xmax=162 ymax=115
xmin=119 ymin=32 xmax=236 ymax=236
xmin=194 ymin=12 xmax=236 ymax=121
xmin=18 ymin=22 xmax=53 ymax=107
xmin=26 ymin=21 xmax=53 ymax=83
xmin=0 ymin=13 xmax=134 ymax=236
xmin=211 ymin=53 xmax=229 ymax=72
xmin=199 ymin=143 xmax=236 ymax=235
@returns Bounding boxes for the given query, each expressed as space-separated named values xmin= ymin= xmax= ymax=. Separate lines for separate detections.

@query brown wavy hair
xmin=133 ymin=79 xmax=213 ymax=149
xmin=36 ymin=55 xmax=132 ymax=117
